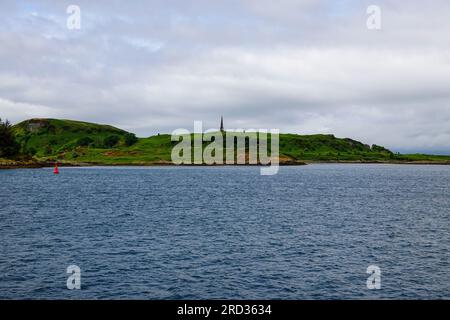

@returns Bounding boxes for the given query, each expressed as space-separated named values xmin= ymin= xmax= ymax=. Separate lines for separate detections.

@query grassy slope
xmin=13 ymin=118 xmax=130 ymax=158
xmin=11 ymin=118 xmax=450 ymax=165
xmin=279 ymin=134 xmax=394 ymax=161
xmin=393 ymin=153 xmax=450 ymax=162
xmin=66 ymin=134 xmax=175 ymax=164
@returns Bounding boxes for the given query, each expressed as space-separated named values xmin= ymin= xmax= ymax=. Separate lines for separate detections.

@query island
xmin=1 ymin=118 xmax=450 ymax=169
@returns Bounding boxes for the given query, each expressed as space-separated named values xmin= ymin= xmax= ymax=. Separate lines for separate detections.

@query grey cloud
xmin=1 ymin=0 xmax=450 ymax=152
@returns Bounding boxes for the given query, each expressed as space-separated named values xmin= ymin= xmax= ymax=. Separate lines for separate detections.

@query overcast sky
xmin=1 ymin=0 xmax=450 ymax=153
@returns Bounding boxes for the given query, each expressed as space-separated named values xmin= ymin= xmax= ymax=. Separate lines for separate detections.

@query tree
xmin=103 ymin=135 xmax=120 ymax=148
xmin=124 ymin=133 xmax=138 ymax=146
xmin=0 ymin=118 xmax=20 ymax=158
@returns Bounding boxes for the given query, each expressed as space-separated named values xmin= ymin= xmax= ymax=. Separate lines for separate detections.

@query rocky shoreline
xmin=2 ymin=159 xmax=450 ymax=169
xmin=0 ymin=159 xmax=86 ymax=170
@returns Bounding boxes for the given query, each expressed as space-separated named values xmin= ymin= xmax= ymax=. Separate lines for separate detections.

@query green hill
xmin=9 ymin=118 xmax=450 ymax=166
xmin=278 ymin=134 xmax=393 ymax=161
xmin=13 ymin=118 xmax=135 ymax=158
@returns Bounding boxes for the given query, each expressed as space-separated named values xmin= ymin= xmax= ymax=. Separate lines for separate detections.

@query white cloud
xmin=0 ymin=97 xmax=59 ymax=120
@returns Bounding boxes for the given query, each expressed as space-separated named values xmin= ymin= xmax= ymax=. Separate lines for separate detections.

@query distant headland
xmin=1 ymin=118 xmax=450 ymax=169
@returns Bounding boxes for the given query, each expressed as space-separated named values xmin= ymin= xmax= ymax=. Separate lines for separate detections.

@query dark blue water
xmin=1 ymin=164 xmax=449 ymax=299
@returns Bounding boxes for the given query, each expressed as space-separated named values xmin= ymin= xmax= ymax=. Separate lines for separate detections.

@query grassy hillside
xmin=13 ymin=118 xmax=134 ymax=158
xmin=279 ymin=134 xmax=393 ymax=161
xmin=10 ymin=118 xmax=450 ymax=165
xmin=45 ymin=133 xmax=394 ymax=164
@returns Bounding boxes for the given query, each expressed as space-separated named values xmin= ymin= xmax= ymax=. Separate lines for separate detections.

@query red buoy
xmin=54 ymin=163 xmax=59 ymax=174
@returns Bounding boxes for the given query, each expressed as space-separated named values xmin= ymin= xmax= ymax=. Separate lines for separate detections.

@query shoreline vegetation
xmin=1 ymin=118 xmax=450 ymax=169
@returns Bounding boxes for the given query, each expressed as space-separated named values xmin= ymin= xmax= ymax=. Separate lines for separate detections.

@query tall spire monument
xmin=220 ymin=116 xmax=224 ymax=132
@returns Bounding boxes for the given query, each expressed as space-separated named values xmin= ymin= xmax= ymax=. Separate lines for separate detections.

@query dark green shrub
xmin=124 ymin=133 xmax=138 ymax=146
xmin=77 ymin=137 xmax=94 ymax=147
xmin=103 ymin=135 xmax=120 ymax=148
xmin=27 ymin=147 xmax=37 ymax=156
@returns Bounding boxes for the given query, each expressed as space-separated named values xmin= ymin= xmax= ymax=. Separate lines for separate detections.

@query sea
xmin=1 ymin=164 xmax=449 ymax=299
